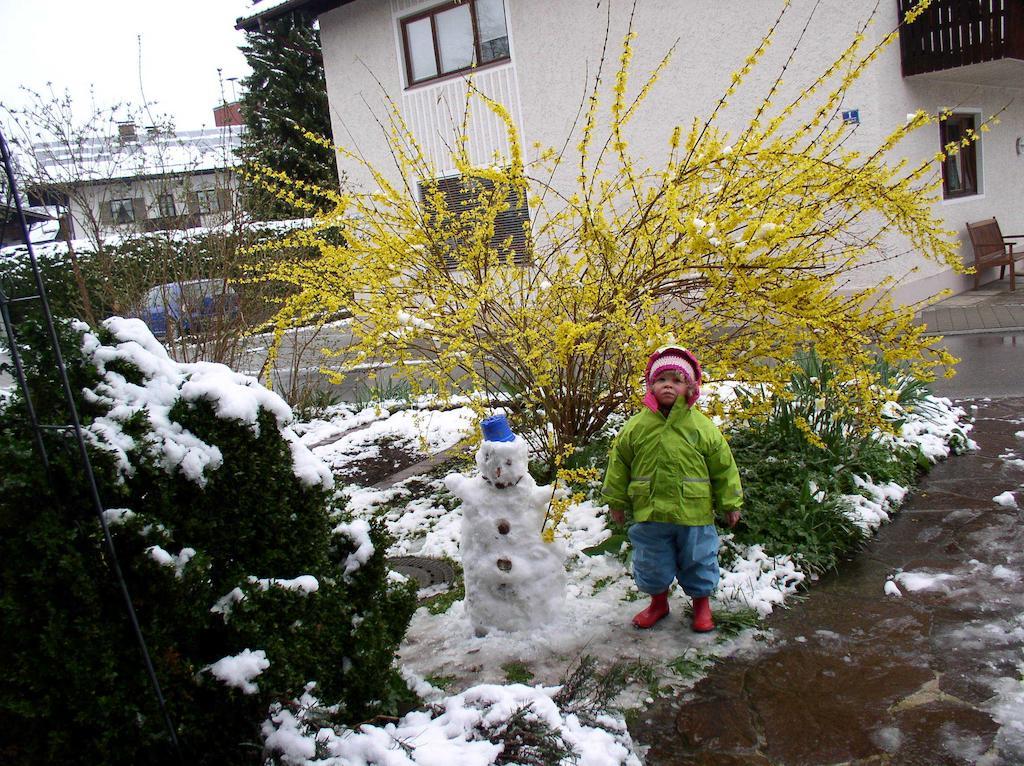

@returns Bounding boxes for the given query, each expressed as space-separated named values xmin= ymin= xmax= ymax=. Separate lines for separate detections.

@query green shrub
xmin=0 ymin=315 xmax=416 ymax=765
xmin=0 ymin=225 xmax=309 ymax=329
xmin=727 ymin=349 xmax=924 ymax=573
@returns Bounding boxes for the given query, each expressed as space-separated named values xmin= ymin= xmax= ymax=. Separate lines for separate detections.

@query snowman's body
xmin=445 ymin=437 xmax=566 ymax=636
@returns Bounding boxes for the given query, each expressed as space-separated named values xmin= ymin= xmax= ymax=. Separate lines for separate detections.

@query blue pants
xmin=628 ymin=521 xmax=720 ymax=598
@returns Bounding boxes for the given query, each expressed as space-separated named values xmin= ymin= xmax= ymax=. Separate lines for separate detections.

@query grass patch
xmin=710 ymin=607 xmax=761 ymax=640
xmin=423 ymin=564 xmax=465 ymax=615
xmin=501 ymin=661 xmax=535 ymax=684
xmin=591 ymin=575 xmax=617 ymax=595
xmin=554 ymin=655 xmax=667 ymax=721
xmin=667 ymin=649 xmax=714 ymax=679
xmin=425 ymin=674 xmax=456 ymax=691
xmin=349 ymin=377 xmax=415 ymax=411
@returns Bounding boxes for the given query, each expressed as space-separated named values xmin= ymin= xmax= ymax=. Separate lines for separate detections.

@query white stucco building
xmin=27 ymin=122 xmax=243 ymax=244
xmin=239 ymin=0 xmax=1024 ymax=304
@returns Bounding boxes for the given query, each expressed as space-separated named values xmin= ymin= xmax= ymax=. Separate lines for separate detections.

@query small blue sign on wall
xmin=841 ymin=109 xmax=860 ymax=125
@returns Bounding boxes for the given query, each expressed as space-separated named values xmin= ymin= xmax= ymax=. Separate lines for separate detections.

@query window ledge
xmin=405 ymin=58 xmax=511 ymax=92
xmin=941 ymin=193 xmax=986 ymax=206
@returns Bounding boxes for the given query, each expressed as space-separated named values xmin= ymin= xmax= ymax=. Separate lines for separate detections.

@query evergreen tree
xmin=238 ymin=13 xmax=337 ymax=219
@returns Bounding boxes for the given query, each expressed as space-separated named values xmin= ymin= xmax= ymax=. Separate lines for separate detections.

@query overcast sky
xmin=0 ymin=0 xmax=255 ymax=133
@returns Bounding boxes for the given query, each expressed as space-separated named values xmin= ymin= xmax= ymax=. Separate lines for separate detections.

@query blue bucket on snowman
xmin=480 ymin=414 xmax=516 ymax=442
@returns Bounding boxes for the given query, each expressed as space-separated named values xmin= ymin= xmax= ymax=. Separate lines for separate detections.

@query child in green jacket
xmin=602 ymin=346 xmax=742 ymax=632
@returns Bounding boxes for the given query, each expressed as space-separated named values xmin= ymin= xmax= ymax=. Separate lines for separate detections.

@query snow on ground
xmin=993 ymin=491 xmax=1019 ymax=509
xmin=256 ymin=390 xmax=974 ymax=764
xmin=263 ymin=682 xmax=641 ymax=766
xmin=313 ymin=406 xmax=475 ymax=474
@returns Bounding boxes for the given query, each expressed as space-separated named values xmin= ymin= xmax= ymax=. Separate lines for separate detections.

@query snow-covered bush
xmin=0 ymin=316 xmax=416 ymax=765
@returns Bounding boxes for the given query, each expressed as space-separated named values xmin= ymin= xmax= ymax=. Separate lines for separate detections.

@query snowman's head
xmin=476 ymin=437 xmax=529 ymax=488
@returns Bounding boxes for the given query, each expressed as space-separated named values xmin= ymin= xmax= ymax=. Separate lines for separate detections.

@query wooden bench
xmin=966 ymin=218 xmax=1023 ymax=291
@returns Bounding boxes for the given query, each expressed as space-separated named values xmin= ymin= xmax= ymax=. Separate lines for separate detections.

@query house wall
xmin=67 ymin=170 xmax=239 ymax=242
xmin=316 ymin=0 xmax=1024 ymax=303
xmin=868 ymin=31 xmax=1024 ymax=303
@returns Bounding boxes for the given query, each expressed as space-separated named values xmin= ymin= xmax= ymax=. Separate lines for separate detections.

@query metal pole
xmin=0 ymin=284 xmax=51 ymax=475
xmin=0 ymin=125 xmax=183 ymax=760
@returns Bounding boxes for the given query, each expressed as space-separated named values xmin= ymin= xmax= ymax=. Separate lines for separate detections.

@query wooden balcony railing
xmin=898 ymin=0 xmax=1024 ymax=76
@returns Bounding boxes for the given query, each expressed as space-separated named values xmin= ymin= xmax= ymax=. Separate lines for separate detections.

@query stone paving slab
xmin=631 ymin=398 xmax=1024 ymax=765
xmin=918 ymin=281 xmax=1024 ymax=336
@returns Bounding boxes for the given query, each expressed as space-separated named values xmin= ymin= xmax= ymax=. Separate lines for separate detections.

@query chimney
xmin=213 ymin=102 xmax=244 ymax=127
xmin=118 ymin=121 xmax=138 ymax=143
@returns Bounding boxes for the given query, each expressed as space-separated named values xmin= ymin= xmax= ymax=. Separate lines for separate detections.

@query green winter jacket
xmin=601 ymin=403 xmax=743 ymax=526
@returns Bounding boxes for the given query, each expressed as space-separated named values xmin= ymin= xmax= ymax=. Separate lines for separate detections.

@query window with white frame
xmin=401 ymin=0 xmax=510 ymax=87
xmin=157 ymin=194 xmax=176 ymax=217
xmin=419 ymin=173 xmax=530 ymax=269
xmin=195 ymin=189 xmax=220 ymax=214
xmin=109 ymin=198 xmax=135 ymax=224
xmin=940 ymin=112 xmax=980 ymax=199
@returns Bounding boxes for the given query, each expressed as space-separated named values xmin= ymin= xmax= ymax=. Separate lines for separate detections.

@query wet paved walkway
xmin=918 ymin=281 xmax=1024 ymax=336
xmin=632 ymin=398 xmax=1024 ymax=765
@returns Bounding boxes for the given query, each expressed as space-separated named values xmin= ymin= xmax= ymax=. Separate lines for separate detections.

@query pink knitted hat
xmin=644 ymin=346 xmax=702 ymax=405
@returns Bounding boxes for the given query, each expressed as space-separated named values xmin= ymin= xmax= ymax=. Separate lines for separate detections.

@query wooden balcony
xmin=898 ymin=0 xmax=1024 ymax=79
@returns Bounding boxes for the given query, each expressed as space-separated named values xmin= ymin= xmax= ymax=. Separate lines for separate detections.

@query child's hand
xmin=610 ymin=508 xmax=626 ymax=526
xmin=725 ymin=511 xmax=741 ymax=528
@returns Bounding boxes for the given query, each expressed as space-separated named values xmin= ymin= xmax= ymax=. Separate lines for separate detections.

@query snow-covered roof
xmin=2 ymin=202 xmax=51 ymax=225
xmin=235 ymin=0 xmax=353 ymax=31
xmin=29 ymin=125 xmax=243 ymax=187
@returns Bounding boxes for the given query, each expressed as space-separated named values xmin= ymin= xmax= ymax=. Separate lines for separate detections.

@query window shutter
xmin=99 ymin=202 xmax=113 ymax=225
xmin=493 ymin=186 xmax=530 ymax=267
xmin=132 ymin=198 xmax=147 ymax=221
xmin=58 ymin=214 xmax=72 ymax=240
xmin=216 ymin=188 xmax=233 ymax=213
xmin=419 ymin=173 xmax=530 ymax=270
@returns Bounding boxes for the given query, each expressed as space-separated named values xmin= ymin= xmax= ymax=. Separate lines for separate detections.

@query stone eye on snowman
xmin=444 ymin=415 xmax=567 ymax=637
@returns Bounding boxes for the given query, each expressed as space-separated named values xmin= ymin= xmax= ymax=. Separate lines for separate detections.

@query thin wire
xmin=0 ymin=124 xmax=183 ymax=761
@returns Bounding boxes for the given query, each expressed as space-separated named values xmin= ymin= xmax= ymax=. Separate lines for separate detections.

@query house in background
xmin=238 ymin=0 xmax=1024 ymax=305
xmin=26 ymin=117 xmax=243 ymax=244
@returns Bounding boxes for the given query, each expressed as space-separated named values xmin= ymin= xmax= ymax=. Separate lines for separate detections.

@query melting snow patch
xmin=261 ymin=683 xmax=641 ymax=766
xmin=894 ymin=570 xmax=957 ymax=592
xmin=871 ymin=725 xmax=903 ymax=753
xmin=717 ymin=543 xmax=805 ymax=616
xmin=993 ymin=491 xmax=1018 ymax=509
xmin=992 ymin=565 xmax=1020 ymax=582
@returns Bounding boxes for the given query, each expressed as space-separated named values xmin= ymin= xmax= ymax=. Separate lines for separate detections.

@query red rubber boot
xmin=691 ymin=596 xmax=714 ymax=633
xmin=632 ymin=591 xmax=670 ymax=629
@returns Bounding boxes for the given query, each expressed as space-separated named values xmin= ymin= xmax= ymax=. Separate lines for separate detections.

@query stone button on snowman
xmin=445 ymin=415 xmax=567 ymax=636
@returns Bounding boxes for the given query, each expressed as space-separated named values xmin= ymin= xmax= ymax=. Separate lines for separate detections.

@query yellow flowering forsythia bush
xmin=255 ymin=1 xmax=969 ymax=466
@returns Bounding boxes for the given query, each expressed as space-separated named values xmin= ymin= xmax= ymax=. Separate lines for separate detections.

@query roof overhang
xmin=3 ymin=205 xmax=51 ymax=226
xmin=235 ymin=0 xmax=355 ymax=32
xmin=32 ymin=166 xmax=227 ymax=191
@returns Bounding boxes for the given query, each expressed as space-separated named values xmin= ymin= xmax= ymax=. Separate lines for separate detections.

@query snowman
xmin=445 ymin=414 xmax=567 ymax=636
